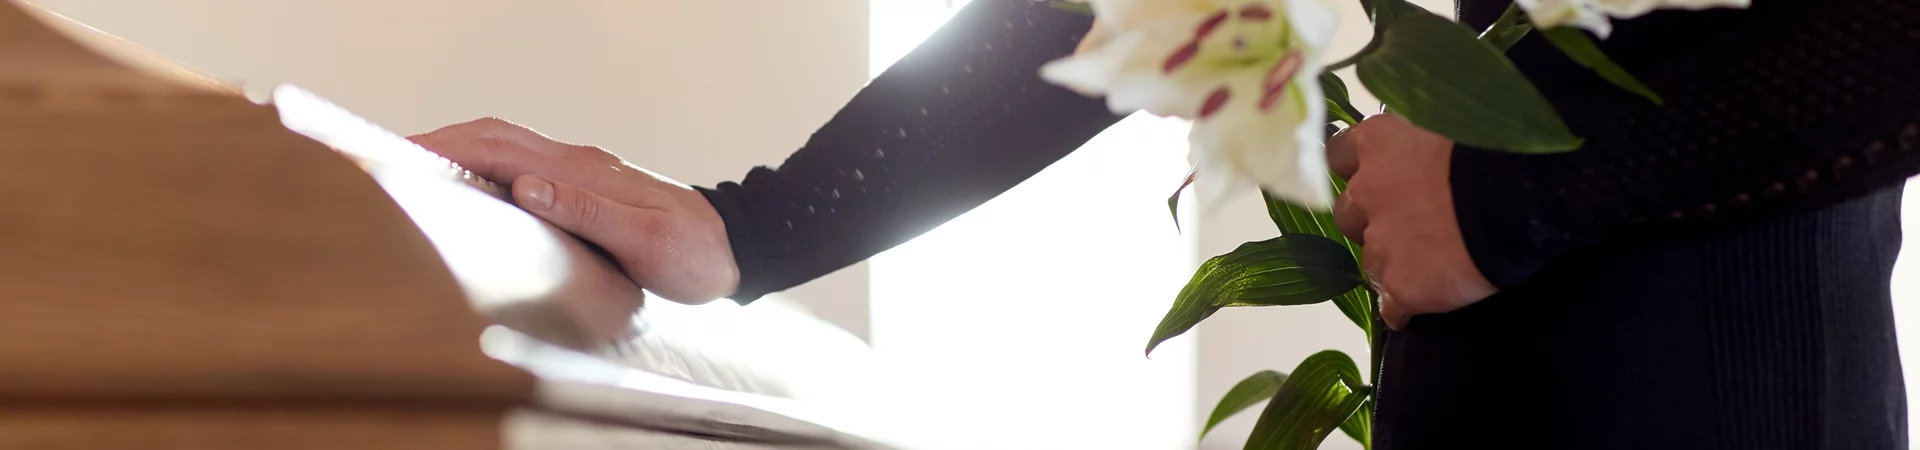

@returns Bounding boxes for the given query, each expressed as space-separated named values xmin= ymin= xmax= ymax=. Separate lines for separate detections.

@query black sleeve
xmin=1450 ymin=0 xmax=1920 ymax=288
xmin=696 ymin=0 xmax=1125 ymax=303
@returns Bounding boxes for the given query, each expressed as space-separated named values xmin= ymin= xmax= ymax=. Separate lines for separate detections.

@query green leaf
xmin=1168 ymin=169 xmax=1197 ymax=233
xmin=1340 ymin=400 xmax=1373 ymax=449
xmin=1331 ymin=287 xmax=1377 ymax=342
xmin=1318 ymin=72 xmax=1366 ymax=126
xmin=1243 ymin=351 xmax=1370 ymax=450
xmin=1047 ymin=1 xmax=1093 ymax=15
xmin=1147 ymin=235 xmax=1363 ymax=356
xmin=1325 ymin=99 xmax=1358 ymax=126
xmin=1478 ymin=3 xmax=1533 ymax=51
xmin=1263 ymin=177 xmax=1360 ymax=267
xmin=1357 ymin=12 xmax=1583 ymax=153
xmin=1368 ymin=0 xmax=1426 ymax=27
xmin=1200 ymin=370 xmax=1287 ymax=444
xmin=1483 ymin=23 xmax=1534 ymax=52
xmin=1540 ymin=27 xmax=1665 ymax=105
xmin=1323 ymin=0 xmax=1421 ymax=73
xmin=1261 ymin=176 xmax=1371 ymax=335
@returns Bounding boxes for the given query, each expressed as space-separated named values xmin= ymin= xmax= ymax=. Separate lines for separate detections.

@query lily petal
xmin=1517 ymin=0 xmax=1615 ymax=37
xmin=1189 ymin=67 xmax=1330 ymax=210
xmin=1043 ymin=27 xmax=1222 ymax=117
xmin=1285 ymin=0 xmax=1341 ymax=51
xmin=1520 ymin=0 xmax=1750 ymax=38
xmin=1042 ymin=0 xmax=1340 ymax=209
xmin=1593 ymin=0 xmax=1750 ymax=17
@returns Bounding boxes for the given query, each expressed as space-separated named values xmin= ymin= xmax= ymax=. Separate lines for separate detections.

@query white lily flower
xmin=1040 ymin=0 xmax=1340 ymax=210
xmin=1517 ymin=0 xmax=1749 ymax=38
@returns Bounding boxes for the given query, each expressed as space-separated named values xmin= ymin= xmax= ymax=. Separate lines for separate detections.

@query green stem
xmin=1368 ymin=291 xmax=1386 ymax=417
xmin=1479 ymin=3 xmax=1533 ymax=51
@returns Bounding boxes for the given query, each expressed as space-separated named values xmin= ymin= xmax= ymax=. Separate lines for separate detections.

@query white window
xmin=867 ymin=1 xmax=1201 ymax=448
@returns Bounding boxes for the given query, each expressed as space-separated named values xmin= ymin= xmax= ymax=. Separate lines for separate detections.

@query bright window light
xmin=1898 ymin=182 xmax=1920 ymax=445
xmin=867 ymin=1 xmax=1200 ymax=448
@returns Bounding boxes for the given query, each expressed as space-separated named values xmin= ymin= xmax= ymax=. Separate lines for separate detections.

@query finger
xmin=1366 ymin=260 xmax=1411 ymax=330
xmin=1381 ymin=292 xmax=1411 ymax=331
xmin=513 ymin=175 xmax=725 ymax=303
xmin=1332 ymin=191 xmax=1367 ymax=243
xmin=409 ymin=118 xmax=553 ymax=185
xmin=514 ymin=174 xmax=644 ymax=250
xmin=1326 ymin=128 xmax=1360 ymax=179
xmin=1361 ymin=232 xmax=1409 ymax=330
xmin=412 ymin=118 xmax=633 ymax=198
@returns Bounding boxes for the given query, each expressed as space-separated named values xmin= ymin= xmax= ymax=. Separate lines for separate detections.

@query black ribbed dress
xmin=695 ymin=0 xmax=1917 ymax=448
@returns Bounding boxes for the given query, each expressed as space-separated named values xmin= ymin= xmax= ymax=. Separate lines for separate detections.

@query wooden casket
xmin=0 ymin=2 xmax=914 ymax=448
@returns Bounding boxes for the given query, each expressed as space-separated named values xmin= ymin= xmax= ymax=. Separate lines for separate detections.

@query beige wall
xmin=26 ymin=0 xmax=877 ymax=338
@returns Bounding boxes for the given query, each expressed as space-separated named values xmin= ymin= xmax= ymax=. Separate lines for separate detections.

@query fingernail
xmin=516 ymin=177 xmax=554 ymax=211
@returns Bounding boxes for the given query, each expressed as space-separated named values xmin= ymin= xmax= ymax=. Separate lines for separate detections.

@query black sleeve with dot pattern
xmin=696 ymin=0 xmax=1123 ymax=303
xmin=1450 ymin=0 xmax=1920 ymax=288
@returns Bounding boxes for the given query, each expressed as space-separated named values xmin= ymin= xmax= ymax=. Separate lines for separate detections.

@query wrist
xmin=691 ymin=184 xmax=750 ymax=302
xmin=1446 ymin=144 xmax=1550 ymax=290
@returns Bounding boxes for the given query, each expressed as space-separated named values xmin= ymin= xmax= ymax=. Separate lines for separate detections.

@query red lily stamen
xmin=1259 ymin=51 xmax=1304 ymax=112
xmin=1169 ymin=9 xmax=1236 ymax=74
xmin=1163 ymin=41 xmax=1201 ymax=73
xmin=1238 ymin=5 xmax=1273 ymax=21
xmin=1195 ymin=10 xmax=1230 ymax=39
xmin=1200 ymin=86 xmax=1232 ymax=119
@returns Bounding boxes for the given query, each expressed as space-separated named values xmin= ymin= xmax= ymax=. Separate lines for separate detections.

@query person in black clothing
xmin=409 ymin=0 xmax=1916 ymax=447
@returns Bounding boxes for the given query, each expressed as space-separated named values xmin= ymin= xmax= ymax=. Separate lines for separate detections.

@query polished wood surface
xmin=0 ymin=407 xmax=501 ymax=450
xmin=0 ymin=1 xmax=535 ymax=447
xmin=0 ymin=0 xmax=532 ymax=403
xmin=0 ymin=0 xmax=229 ymax=95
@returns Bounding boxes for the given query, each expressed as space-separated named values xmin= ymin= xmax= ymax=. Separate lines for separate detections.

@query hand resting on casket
xmin=408 ymin=118 xmax=741 ymax=305
xmin=271 ymin=87 xmax=653 ymax=350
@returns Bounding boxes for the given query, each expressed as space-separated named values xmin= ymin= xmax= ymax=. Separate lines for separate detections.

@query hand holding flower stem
xmin=1042 ymin=0 xmax=1748 ymax=448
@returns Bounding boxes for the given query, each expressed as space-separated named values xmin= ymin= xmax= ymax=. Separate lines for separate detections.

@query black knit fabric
xmin=1375 ymin=0 xmax=1915 ymax=448
xmin=1448 ymin=0 xmax=1920 ymax=290
xmin=696 ymin=0 xmax=1121 ymax=303
xmin=696 ymin=0 xmax=1915 ymax=447
xmin=1373 ymin=187 xmax=1907 ymax=449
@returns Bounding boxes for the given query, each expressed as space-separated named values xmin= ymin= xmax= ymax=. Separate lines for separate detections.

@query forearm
xmin=699 ymin=0 xmax=1125 ymax=303
xmin=1451 ymin=0 xmax=1920 ymax=287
